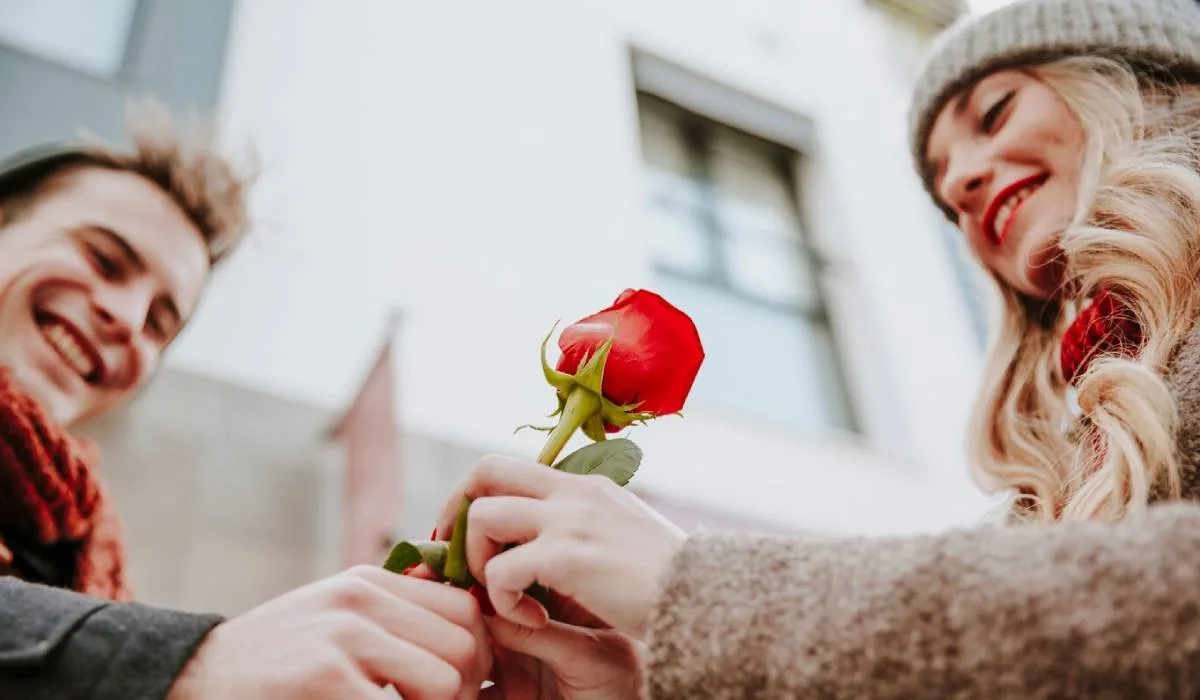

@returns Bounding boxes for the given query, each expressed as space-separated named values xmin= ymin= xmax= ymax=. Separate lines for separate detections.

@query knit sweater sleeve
xmin=645 ymin=501 xmax=1200 ymax=699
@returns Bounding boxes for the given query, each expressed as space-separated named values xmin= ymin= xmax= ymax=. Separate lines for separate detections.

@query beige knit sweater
xmin=645 ymin=325 xmax=1200 ymax=699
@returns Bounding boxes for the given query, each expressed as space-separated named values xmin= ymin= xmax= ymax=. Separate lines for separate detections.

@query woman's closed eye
xmin=981 ymin=90 xmax=1015 ymax=132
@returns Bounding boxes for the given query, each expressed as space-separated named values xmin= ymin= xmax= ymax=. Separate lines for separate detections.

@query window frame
xmin=0 ymin=0 xmax=140 ymax=79
xmin=633 ymin=59 xmax=861 ymax=435
xmin=0 ymin=0 xmax=235 ymax=158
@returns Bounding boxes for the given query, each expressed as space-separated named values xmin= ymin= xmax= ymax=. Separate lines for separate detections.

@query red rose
xmin=556 ymin=289 xmax=704 ymax=429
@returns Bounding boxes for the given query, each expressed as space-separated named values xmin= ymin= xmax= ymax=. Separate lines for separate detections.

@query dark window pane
xmin=637 ymin=94 xmax=856 ymax=435
xmin=709 ymin=129 xmax=819 ymax=308
xmin=655 ymin=273 xmax=855 ymax=434
xmin=720 ymin=230 xmax=818 ymax=310
xmin=639 ymin=101 xmax=713 ymax=276
xmin=644 ymin=198 xmax=711 ymax=277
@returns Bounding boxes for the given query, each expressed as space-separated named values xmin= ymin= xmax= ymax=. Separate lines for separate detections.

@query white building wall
xmin=170 ymin=0 xmax=998 ymax=537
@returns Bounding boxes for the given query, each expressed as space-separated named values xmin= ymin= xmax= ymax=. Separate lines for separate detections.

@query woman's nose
xmin=943 ymin=151 xmax=994 ymax=215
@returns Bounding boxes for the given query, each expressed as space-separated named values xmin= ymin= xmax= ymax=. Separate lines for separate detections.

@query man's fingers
xmin=345 ymin=664 xmax=394 ymax=699
xmin=343 ymin=567 xmax=483 ymax=629
xmin=352 ymin=625 xmax=464 ymax=700
xmin=352 ymin=571 xmax=494 ymax=693
xmin=436 ymin=457 xmax=567 ymax=538
xmin=466 ymin=496 xmax=546 ymax=583
xmin=375 ymin=597 xmax=481 ymax=675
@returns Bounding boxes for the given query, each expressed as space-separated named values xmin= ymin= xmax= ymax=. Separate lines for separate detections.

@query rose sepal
xmin=534 ymin=324 xmax=661 ymax=438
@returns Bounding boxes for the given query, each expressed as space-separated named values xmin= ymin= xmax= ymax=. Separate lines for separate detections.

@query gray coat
xmin=0 ymin=578 xmax=221 ymax=699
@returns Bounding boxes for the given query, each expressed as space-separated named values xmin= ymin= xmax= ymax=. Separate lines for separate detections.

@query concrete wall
xmin=75 ymin=368 xmax=333 ymax=615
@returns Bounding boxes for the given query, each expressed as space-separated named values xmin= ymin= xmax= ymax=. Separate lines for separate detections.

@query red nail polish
xmin=469 ymin=583 xmax=496 ymax=615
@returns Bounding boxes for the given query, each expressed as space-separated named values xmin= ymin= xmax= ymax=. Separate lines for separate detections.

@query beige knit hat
xmin=909 ymin=0 xmax=1200 ymax=200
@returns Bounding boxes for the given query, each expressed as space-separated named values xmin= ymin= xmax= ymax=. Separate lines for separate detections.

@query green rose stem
xmin=442 ymin=498 xmax=471 ymax=584
xmin=442 ymin=386 xmax=602 ymax=586
xmin=536 ymin=388 xmax=601 ymax=466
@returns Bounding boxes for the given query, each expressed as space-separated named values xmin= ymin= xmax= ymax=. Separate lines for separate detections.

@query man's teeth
xmin=994 ymin=183 xmax=1038 ymax=240
xmin=44 ymin=322 xmax=95 ymax=377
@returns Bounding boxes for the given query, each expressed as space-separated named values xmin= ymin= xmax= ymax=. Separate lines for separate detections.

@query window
xmin=868 ymin=0 xmax=990 ymax=351
xmin=637 ymin=94 xmax=857 ymax=435
xmin=0 ymin=0 xmax=234 ymax=162
xmin=864 ymin=0 xmax=964 ymax=32
xmin=965 ymin=0 xmax=1022 ymax=14
xmin=0 ymin=0 xmax=138 ymax=78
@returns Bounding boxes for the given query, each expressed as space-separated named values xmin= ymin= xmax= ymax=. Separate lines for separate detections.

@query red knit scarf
xmin=0 ymin=368 xmax=131 ymax=601
xmin=1060 ymin=289 xmax=1142 ymax=384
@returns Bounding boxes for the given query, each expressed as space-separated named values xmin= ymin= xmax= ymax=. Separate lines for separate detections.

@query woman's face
xmin=926 ymin=69 xmax=1086 ymax=300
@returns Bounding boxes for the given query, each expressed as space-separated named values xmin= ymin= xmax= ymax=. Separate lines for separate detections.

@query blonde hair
xmin=973 ymin=56 xmax=1200 ymax=523
xmin=1 ymin=98 xmax=253 ymax=265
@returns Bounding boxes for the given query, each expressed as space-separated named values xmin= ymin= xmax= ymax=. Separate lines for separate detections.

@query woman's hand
xmin=435 ymin=455 xmax=685 ymax=639
xmin=482 ymin=599 xmax=645 ymax=700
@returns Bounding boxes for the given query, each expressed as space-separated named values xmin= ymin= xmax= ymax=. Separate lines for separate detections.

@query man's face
xmin=0 ymin=166 xmax=208 ymax=426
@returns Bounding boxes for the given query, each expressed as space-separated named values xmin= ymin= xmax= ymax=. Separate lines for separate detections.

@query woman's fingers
xmin=481 ymin=642 xmax=540 ymax=700
xmin=482 ymin=541 xmax=561 ymax=629
xmin=431 ymin=454 xmax=686 ymax=638
xmin=465 ymin=496 xmax=547 ymax=583
xmin=485 ymin=616 xmax=588 ymax=670
xmin=484 ymin=616 xmax=647 ymax=699
xmin=436 ymin=457 xmax=567 ymax=538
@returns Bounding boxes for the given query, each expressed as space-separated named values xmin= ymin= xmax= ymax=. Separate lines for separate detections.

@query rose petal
xmin=556 ymin=289 xmax=704 ymax=416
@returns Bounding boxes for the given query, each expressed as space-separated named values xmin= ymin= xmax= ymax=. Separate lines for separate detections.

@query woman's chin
xmin=1019 ymin=230 xmax=1067 ymax=300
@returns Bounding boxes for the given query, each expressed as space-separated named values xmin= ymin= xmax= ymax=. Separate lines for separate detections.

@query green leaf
xmin=382 ymin=542 xmax=421 ymax=574
xmin=382 ymin=540 xmax=449 ymax=577
xmin=553 ymin=438 xmax=642 ymax=486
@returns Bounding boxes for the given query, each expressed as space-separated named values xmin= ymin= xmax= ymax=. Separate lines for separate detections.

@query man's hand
xmin=167 ymin=565 xmax=492 ymax=700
